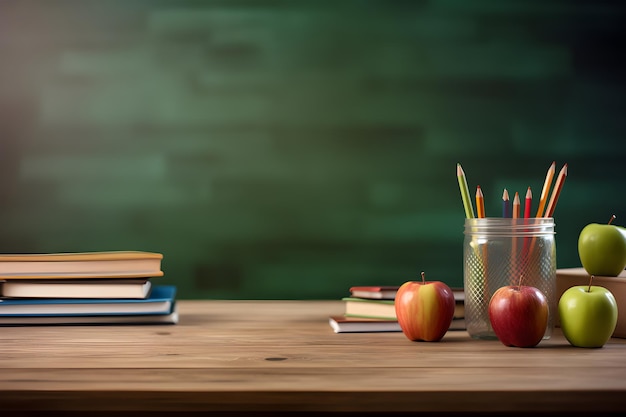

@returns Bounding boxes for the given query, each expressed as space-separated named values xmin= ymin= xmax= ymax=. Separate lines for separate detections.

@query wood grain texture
xmin=1 ymin=300 xmax=626 ymax=414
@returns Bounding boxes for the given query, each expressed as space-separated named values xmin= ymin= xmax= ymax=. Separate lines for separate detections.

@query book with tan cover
xmin=0 ymin=251 xmax=164 ymax=279
xmin=1 ymin=278 xmax=152 ymax=299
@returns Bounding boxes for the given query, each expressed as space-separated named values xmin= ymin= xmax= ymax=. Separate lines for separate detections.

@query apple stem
xmin=518 ymin=275 xmax=523 ymax=291
xmin=608 ymin=215 xmax=616 ymax=225
xmin=588 ymin=275 xmax=594 ymax=293
xmin=421 ymin=271 xmax=426 ymax=285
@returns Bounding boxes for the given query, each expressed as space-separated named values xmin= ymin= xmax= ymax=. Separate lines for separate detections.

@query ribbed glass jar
xmin=463 ymin=217 xmax=557 ymax=340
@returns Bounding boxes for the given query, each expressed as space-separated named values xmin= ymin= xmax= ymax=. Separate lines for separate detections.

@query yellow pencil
xmin=544 ymin=163 xmax=568 ymax=218
xmin=457 ymin=163 xmax=475 ymax=219
xmin=535 ymin=161 xmax=556 ymax=217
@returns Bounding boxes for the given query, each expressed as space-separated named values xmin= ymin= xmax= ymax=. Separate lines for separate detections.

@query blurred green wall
xmin=1 ymin=0 xmax=625 ymax=299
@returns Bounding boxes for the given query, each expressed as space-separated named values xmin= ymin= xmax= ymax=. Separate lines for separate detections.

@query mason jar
xmin=463 ymin=217 xmax=557 ymax=340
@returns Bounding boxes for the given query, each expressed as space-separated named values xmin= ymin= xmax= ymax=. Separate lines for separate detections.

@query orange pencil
xmin=523 ymin=186 xmax=532 ymax=219
xmin=544 ymin=163 xmax=568 ymax=218
xmin=535 ymin=161 xmax=556 ymax=217
xmin=476 ymin=185 xmax=485 ymax=218
xmin=512 ymin=191 xmax=520 ymax=219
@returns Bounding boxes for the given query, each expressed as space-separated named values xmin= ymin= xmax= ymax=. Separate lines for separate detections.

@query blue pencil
xmin=502 ymin=188 xmax=511 ymax=218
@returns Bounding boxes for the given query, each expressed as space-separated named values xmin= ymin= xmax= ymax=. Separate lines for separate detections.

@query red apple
xmin=488 ymin=277 xmax=549 ymax=348
xmin=394 ymin=272 xmax=456 ymax=342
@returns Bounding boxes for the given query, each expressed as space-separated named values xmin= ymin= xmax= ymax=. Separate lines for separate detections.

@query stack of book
xmin=329 ymin=285 xmax=465 ymax=333
xmin=0 ymin=251 xmax=178 ymax=325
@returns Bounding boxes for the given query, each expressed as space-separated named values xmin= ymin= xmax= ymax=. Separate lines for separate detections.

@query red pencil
xmin=523 ymin=186 xmax=532 ymax=219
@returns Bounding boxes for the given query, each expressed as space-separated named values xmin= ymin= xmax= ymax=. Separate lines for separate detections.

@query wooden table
xmin=1 ymin=300 xmax=626 ymax=416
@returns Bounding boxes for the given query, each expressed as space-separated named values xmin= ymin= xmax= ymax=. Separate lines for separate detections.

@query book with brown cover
xmin=349 ymin=285 xmax=399 ymax=300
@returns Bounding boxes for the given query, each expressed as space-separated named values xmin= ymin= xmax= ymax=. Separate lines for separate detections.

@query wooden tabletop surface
xmin=1 ymin=300 xmax=626 ymax=415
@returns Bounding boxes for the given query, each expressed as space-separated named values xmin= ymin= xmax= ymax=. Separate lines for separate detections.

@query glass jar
xmin=463 ymin=217 xmax=557 ymax=340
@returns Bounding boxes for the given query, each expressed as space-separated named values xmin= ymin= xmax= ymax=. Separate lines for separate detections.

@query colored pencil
xmin=511 ymin=191 xmax=520 ymax=285
xmin=521 ymin=187 xmax=533 ymax=276
xmin=502 ymin=188 xmax=511 ymax=218
xmin=476 ymin=185 xmax=485 ymax=218
xmin=457 ymin=163 xmax=475 ymax=219
xmin=523 ymin=186 xmax=532 ymax=219
xmin=512 ymin=191 xmax=520 ymax=219
xmin=535 ymin=161 xmax=556 ymax=217
xmin=544 ymin=163 xmax=568 ymax=218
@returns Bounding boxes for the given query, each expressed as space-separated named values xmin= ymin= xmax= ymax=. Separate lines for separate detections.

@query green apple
xmin=558 ymin=280 xmax=618 ymax=348
xmin=578 ymin=216 xmax=626 ymax=277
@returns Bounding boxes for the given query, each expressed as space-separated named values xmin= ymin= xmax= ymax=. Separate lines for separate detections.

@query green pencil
xmin=457 ymin=163 xmax=475 ymax=219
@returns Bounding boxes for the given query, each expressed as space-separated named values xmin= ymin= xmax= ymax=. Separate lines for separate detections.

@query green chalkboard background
xmin=1 ymin=0 xmax=625 ymax=299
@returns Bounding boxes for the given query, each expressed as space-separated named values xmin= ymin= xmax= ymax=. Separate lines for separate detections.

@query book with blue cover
xmin=0 ymin=285 xmax=176 ymax=317
xmin=0 ymin=303 xmax=178 ymax=325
